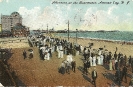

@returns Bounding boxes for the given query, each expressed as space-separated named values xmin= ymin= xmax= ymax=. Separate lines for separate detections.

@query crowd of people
xmin=82 ymin=44 xmax=133 ymax=86
xmin=23 ymin=34 xmax=133 ymax=86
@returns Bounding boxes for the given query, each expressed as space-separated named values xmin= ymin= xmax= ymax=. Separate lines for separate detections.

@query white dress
xmin=43 ymin=39 xmax=46 ymax=46
xmin=59 ymin=45 xmax=63 ymax=58
xmin=97 ymin=56 xmax=101 ymax=65
xmin=89 ymin=56 xmax=92 ymax=66
xmin=67 ymin=55 xmax=73 ymax=63
xmin=100 ymin=55 xmax=104 ymax=65
xmin=80 ymin=45 xmax=83 ymax=53
xmin=44 ymin=49 xmax=49 ymax=60
xmin=57 ymin=46 xmax=60 ymax=58
xmin=92 ymin=56 xmax=96 ymax=66
xmin=98 ymin=50 xmax=102 ymax=55
xmin=109 ymin=60 xmax=113 ymax=70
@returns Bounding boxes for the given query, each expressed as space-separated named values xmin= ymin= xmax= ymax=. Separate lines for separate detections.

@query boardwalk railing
xmin=0 ymin=60 xmax=17 ymax=87
xmin=28 ymin=38 xmax=35 ymax=47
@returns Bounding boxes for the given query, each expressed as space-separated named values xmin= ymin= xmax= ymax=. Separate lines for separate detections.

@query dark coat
xmin=131 ymin=60 xmax=133 ymax=67
xmin=122 ymin=66 xmax=127 ymax=75
xmin=87 ymin=61 xmax=90 ymax=68
xmin=115 ymin=69 xmax=122 ymax=81
xmin=23 ymin=51 xmax=27 ymax=58
xmin=114 ymin=53 xmax=117 ymax=59
xmin=92 ymin=70 xmax=97 ymax=79
xmin=71 ymin=61 xmax=76 ymax=67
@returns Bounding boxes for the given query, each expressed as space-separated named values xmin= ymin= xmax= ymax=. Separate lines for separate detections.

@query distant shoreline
xmin=57 ymin=36 xmax=133 ymax=45
xmin=78 ymin=37 xmax=133 ymax=45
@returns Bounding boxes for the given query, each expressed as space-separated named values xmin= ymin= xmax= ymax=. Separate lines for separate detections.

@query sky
xmin=0 ymin=0 xmax=133 ymax=31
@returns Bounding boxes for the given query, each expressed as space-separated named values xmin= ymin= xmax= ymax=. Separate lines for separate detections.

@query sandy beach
xmin=0 ymin=36 xmax=133 ymax=86
xmin=0 ymin=37 xmax=29 ymax=48
xmin=52 ymin=35 xmax=133 ymax=59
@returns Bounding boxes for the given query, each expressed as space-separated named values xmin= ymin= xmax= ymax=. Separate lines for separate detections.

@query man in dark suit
xmin=114 ymin=52 xmax=117 ymax=60
xmin=91 ymin=67 xmax=97 ymax=87
xmin=131 ymin=60 xmax=133 ymax=73
xmin=71 ymin=60 xmax=76 ymax=73
xmin=115 ymin=67 xmax=122 ymax=86
xmin=23 ymin=50 xmax=27 ymax=59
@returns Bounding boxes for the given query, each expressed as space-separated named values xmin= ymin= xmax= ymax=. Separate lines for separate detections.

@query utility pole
xmin=47 ymin=24 xmax=48 ymax=33
xmin=68 ymin=20 xmax=69 ymax=41
xmin=1 ymin=14 xmax=3 ymax=35
xmin=76 ymin=29 xmax=78 ymax=44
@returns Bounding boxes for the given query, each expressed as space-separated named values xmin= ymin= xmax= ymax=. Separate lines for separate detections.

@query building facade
xmin=1 ymin=12 xmax=22 ymax=31
xmin=11 ymin=23 xmax=30 ymax=37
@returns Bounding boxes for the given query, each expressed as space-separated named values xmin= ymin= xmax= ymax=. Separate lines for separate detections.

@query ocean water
xmin=56 ymin=31 xmax=133 ymax=42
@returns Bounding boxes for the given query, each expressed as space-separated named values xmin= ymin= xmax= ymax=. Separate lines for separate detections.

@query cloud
xmin=6 ymin=0 xmax=9 ymax=3
xmin=18 ymin=7 xmax=43 ymax=29
xmin=108 ymin=6 xmax=117 ymax=15
xmin=18 ymin=5 xmax=133 ymax=31
xmin=126 ymin=13 xmax=132 ymax=16
xmin=80 ymin=6 xmax=121 ymax=31
xmin=81 ymin=6 xmax=133 ymax=31
xmin=18 ymin=6 xmax=66 ymax=30
xmin=0 ymin=0 xmax=9 ymax=3
xmin=0 ymin=0 xmax=3 ymax=2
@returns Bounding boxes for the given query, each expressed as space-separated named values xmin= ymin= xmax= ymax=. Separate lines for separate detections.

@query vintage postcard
xmin=0 ymin=0 xmax=133 ymax=87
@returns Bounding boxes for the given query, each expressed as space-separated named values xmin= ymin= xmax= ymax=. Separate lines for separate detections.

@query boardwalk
xmin=6 ymin=47 xmax=132 ymax=86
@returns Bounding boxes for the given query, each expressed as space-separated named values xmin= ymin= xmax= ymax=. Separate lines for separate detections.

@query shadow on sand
xmin=102 ymin=71 xmax=124 ymax=86
xmin=78 ymin=66 xmax=93 ymax=86
xmin=16 ymin=77 xmax=26 ymax=86
xmin=77 ymin=66 xmax=84 ymax=73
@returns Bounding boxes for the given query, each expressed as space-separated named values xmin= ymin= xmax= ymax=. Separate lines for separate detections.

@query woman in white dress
xmin=97 ymin=55 xmax=101 ymax=65
xmin=109 ymin=59 xmax=113 ymax=70
xmin=92 ymin=56 xmax=96 ymax=66
xmin=44 ymin=48 xmax=50 ymax=60
xmin=67 ymin=53 xmax=73 ymax=63
xmin=44 ymin=48 xmax=47 ymax=60
xmin=98 ymin=50 xmax=102 ymax=55
xmin=100 ymin=54 xmax=104 ymax=65
xmin=89 ymin=56 xmax=93 ymax=66
xmin=60 ymin=45 xmax=64 ymax=58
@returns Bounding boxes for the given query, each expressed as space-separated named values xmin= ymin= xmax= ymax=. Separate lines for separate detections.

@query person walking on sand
xmin=109 ymin=59 xmax=113 ymax=70
xmin=129 ymin=56 xmax=132 ymax=67
xmin=131 ymin=60 xmax=133 ymax=73
xmin=115 ymin=67 xmax=122 ymax=86
xmin=114 ymin=52 xmax=117 ymax=60
xmin=89 ymin=55 xmax=93 ymax=66
xmin=97 ymin=55 xmax=101 ymax=65
xmin=23 ymin=50 xmax=27 ymax=59
xmin=29 ymin=49 xmax=33 ymax=58
xmin=66 ymin=53 xmax=73 ymax=63
xmin=60 ymin=61 xmax=65 ymax=74
xmin=57 ymin=43 xmax=64 ymax=58
xmin=92 ymin=55 xmax=96 ymax=66
xmin=112 ymin=58 xmax=115 ymax=70
xmin=71 ymin=60 xmax=76 ymax=73
xmin=66 ymin=61 xmax=71 ymax=74
xmin=91 ymin=67 xmax=97 ymax=87
xmin=100 ymin=54 xmax=104 ymax=65
xmin=121 ymin=65 xmax=127 ymax=83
